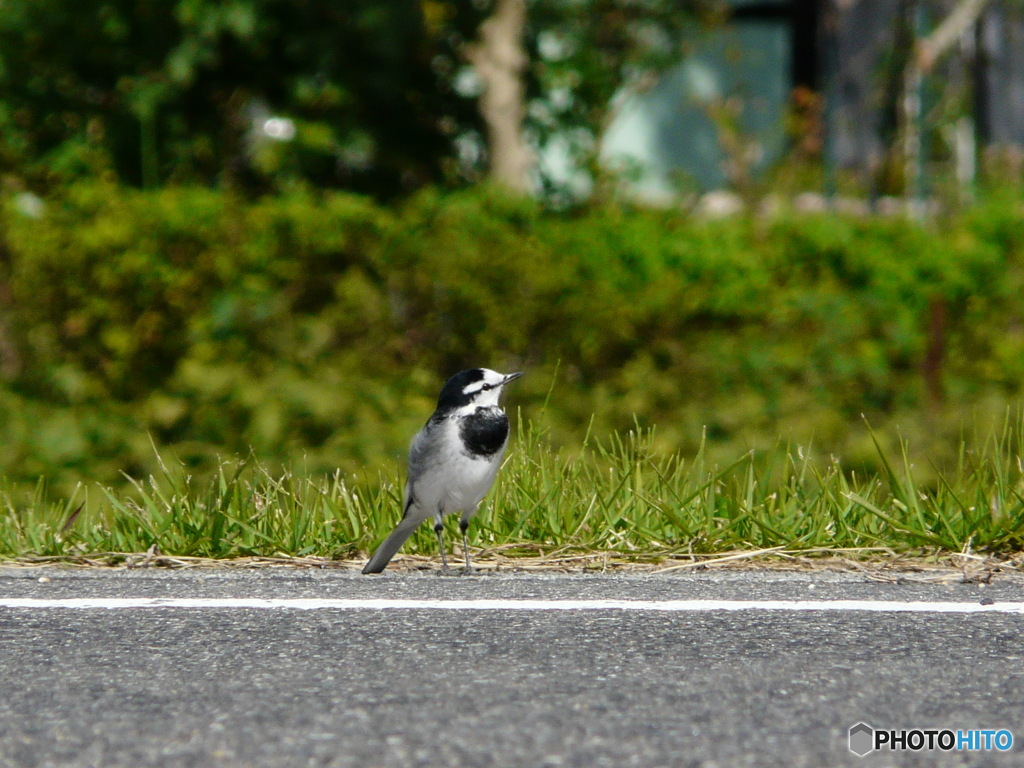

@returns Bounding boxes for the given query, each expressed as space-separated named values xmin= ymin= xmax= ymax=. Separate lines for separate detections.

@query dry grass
xmin=4 ymin=545 xmax=1023 ymax=588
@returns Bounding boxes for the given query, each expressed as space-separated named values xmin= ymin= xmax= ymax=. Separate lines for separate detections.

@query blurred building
xmin=600 ymin=0 xmax=1024 ymax=201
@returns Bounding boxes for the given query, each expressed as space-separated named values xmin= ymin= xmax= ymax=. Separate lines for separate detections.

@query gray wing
xmin=363 ymin=419 xmax=443 ymax=575
xmin=402 ymin=417 xmax=444 ymax=518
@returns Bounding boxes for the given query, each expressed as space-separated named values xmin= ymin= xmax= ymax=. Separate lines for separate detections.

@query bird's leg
xmin=459 ymin=516 xmax=473 ymax=574
xmin=434 ymin=518 xmax=449 ymax=573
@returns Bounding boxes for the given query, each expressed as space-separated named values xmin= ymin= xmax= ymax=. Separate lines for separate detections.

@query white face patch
xmin=460 ymin=369 xmax=508 ymax=406
xmin=462 ymin=369 xmax=504 ymax=395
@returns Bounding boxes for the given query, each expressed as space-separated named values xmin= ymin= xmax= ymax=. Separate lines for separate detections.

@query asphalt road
xmin=1 ymin=567 xmax=1023 ymax=767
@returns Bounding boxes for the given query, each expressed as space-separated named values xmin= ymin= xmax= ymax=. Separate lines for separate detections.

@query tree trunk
xmin=466 ymin=0 xmax=532 ymax=194
xmin=901 ymin=0 xmax=990 ymax=207
xmin=917 ymin=0 xmax=990 ymax=74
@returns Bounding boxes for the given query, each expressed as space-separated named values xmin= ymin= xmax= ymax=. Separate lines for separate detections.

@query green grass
xmin=3 ymin=416 xmax=1024 ymax=566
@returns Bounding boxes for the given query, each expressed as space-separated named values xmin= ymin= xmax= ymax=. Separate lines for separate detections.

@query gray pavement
xmin=1 ymin=567 xmax=1023 ymax=767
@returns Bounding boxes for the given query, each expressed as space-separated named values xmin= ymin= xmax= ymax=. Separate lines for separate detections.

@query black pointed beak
xmin=503 ymin=371 xmax=524 ymax=385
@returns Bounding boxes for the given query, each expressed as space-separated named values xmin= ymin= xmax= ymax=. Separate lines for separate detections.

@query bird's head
xmin=435 ymin=368 xmax=524 ymax=413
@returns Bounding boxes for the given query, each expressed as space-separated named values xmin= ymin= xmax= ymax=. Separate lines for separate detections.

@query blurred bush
xmin=1 ymin=183 xmax=1022 ymax=493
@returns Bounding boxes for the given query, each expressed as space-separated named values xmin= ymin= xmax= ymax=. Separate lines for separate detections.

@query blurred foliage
xmin=0 ymin=0 xmax=716 ymax=198
xmin=1 ymin=183 xmax=1024 ymax=494
xmin=0 ymin=0 xmax=463 ymax=195
xmin=521 ymin=0 xmax=724 ymax=197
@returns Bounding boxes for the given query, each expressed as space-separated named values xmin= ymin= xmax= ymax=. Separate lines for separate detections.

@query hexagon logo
xmin=849 ymin=722 xmax=875 ymax=757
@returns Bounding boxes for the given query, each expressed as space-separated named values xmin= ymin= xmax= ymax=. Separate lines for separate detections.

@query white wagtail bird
xmin=362 ymin=368 xmax=524 ymax=574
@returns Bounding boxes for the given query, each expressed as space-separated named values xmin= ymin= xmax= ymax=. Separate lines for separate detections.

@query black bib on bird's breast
xmin=459 ymin=406 xmax=509 ymax=458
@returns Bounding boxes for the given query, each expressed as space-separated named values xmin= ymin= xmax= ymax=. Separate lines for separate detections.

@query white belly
xmin=407 ymin=418 xmax=506 ymax=518
xmin=418 ymin=449 xmax=503 ymax=515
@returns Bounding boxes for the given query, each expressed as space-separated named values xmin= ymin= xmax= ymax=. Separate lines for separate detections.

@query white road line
xmin=0 ymin=598 xmax=1022 ymax=613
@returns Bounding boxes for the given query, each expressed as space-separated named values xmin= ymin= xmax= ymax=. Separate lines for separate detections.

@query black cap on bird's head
xmin=435 ymin=368 xmax=524 ymax=413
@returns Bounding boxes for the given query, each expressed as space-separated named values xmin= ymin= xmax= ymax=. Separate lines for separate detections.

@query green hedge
xmin=1 ymin=183 xmax=1023 ymax=493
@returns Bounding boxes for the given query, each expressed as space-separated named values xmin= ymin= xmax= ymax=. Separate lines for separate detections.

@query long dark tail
xmin=362 ymin=515 xmax=422 ymax=574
